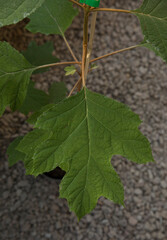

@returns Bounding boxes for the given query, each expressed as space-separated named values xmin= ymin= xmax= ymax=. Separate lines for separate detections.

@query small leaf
xmin=17 ymin=88 xmax=154 ymax=218
xmin=90 ymin=63 xmax=98 ymax=70
xmin=7 ymin=137 xmax=25 ymax=166
xmin=22 ymin=41 xmax=59 ymax=74
xmin=132 ymin=0 xmax=167 ymax=63
xmin=19 ymin=81 xmax=49 ymax=115
xmin=64 ymin=65 xmax=77 ymax=76
xmin=0 ymin=0 xmax=45 ymax=27
xmin=26 ymin=0 xmax=78 ymax=35
xmin=0 ymin=41 xmax=35 ymax=115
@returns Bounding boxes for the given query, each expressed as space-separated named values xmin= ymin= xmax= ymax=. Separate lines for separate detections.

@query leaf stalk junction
xmin=37 ymin=2 xmax=137 ymax=95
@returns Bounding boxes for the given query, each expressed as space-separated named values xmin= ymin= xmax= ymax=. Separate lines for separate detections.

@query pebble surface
xmin=0 ymin=0 xmax=167 ymax=239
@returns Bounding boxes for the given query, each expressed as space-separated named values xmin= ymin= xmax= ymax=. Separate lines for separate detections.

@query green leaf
xmin=19 ymin=81 xmax=49 ymax=115
xmin=90 ymin=63 xmax=98 ymax=70
xmin=22 ymin=41 xmax=59 ymax=74
xmin=140 ymin=41 xmax=164 ymax=59
xmin=0 ymin=41 xmax=36 ymax=115
xmin=27 ymin=103 xmax=55 ymax=125
xmin=7 ymin=137 xmax=25 ymax=166
xmin=133 ymin=0 xmax=167 ymax=62
xmin=27 ymin=82 xmax=67 ymax=124
xmin=26 ymin=0 xmax=78 ymax=35
xmin=17 ymin=88 xmax=154 ymax=218
xmin=17 ymin=129 xmax=52 ymax=174
xmin=0 ymin=0 xmax=45 ymax=27
xmin=48 ymin=82 xmax=67 ymax=103
xmin=64 ymin=65 xmax=77 ymax=76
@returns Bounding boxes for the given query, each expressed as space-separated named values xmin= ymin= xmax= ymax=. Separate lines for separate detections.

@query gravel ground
xmin=0 ymin=0 xmax=167 ymax=239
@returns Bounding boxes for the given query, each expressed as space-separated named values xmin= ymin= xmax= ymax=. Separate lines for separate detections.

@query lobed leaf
xmin=22 ymin=41 xmax=59 ymax=74
xmin=7 ymin=137 xmax=25 ymax=166
xmin=26 ymin=0 xmax=78 ymax=35
xmin=27 ymin=82 xmax=67 ymax=124
xmin=133 ymin=0 xmax=167 ymax=62
xmin=17 ymin=129 xmax=52 ymax=174
xmin=0 ymin=0 xmax=45 ymax=27
xmin=17 ymin=88 xmax=154 ymax=218
xmin=48 ymin=82 xmax=67 ymax=104
xmin=19 ymin=81 xmax=49 ymax=115
xmin=0 ymin=41 xmax=36 ymax=115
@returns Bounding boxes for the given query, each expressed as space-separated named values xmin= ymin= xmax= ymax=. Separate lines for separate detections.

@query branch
xmin=69 ymin=0 xmax=84 ymax=8
xmin=62 ymin=34 xmax=79 ymax=63
xmin=90 ymin=45 xmax=139 ymax=63
xmin=84 ymin=11 xmax=97 ymax=82
xmin=36 ymin=61 xmax=81 ymax=70
xmin=68 ymin=77 xmax=82 ymax=97
xmin=91 ymin=8 xmax=131 ymax=14
xmin=82 ymin=7 xmax=90 ymax=87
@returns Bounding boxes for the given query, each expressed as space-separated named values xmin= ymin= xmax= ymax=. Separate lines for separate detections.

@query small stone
xmin=101 ymin=219 xmax=109 ymax=225
xmin=85 ymin=215 xmax=92 ymax=223
xmin=139 ymin=66 xmax=147 ymax=74
xmin=3 ymin=191 xmax=9 ymax=199
xmin=56 ymin=222 xmax=61 ymax=229
xmin=161 ymin=181 xmax=167 ymax=188
xmin=18 ymin=180 xmax=29 ymax=187
xmin=45 ymin=233 xmax=51 ymax=239
xmin=128 ymin=216 xmax=138 ymax=226
xmin=134 ymin=189 xmax=142 ymax=195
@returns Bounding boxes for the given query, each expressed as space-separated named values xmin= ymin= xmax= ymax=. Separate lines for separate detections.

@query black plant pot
xmin=44 ymin=167 xmax=66 ymax=179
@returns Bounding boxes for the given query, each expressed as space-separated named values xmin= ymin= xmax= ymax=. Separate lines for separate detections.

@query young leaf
xmin=7 ymin=137 xmax=25 ymax=167
xmin=17 ymin=88 xmax=154 ymax=218
xmin=22 ymin=41 xmax=59 ymax=74
xmin=64 ymin=65 xmax=77 ymax=76
xmin=133 ymin=0 xmax=167 ymax=62
xmin=90 ymin=63 xmax=98 ymax=70
xmin=19 ymin=81 xmax=49 ymax=115
xmin=26 ymin=0 xmax=78 ymax=35
xmin=0 ymin=0 xmax=45 ymax=27
xmin=0 ymin=41 xmax=36 ymax=115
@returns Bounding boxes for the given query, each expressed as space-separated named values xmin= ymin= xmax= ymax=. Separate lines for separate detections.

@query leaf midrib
xmin=133 ymin=11 xmax=167 ymax=22
xmin=0 ymin=67 xmax=36 ymax=78
xmin=44 ymin=4 xmax=64 ymax=35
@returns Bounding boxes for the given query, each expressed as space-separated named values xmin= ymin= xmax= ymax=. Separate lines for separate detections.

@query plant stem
xmin=69 ymin=0 xmax=84 ymax=8
xmin=63 ymin=34 xmax=79 ymax=63
xmin=91 ymin=8 xmax=131 ymax=14
xmin=68 ymin=77 xmax=82 ymax=97
xmin=36 ymin=61 xmax=81 ymax=70
xmin=82 ymin=6 xmax=90 ymax=87
xmin=84 ymin=12 xmax=97 ymax=82
xmin=90 ymin=45 xmax=139 ymax=63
